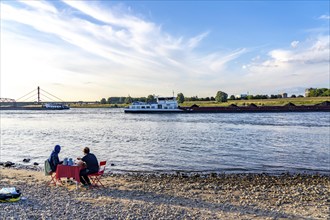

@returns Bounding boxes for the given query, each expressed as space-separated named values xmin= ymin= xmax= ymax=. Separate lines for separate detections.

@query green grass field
xmin=180 ymin=97 xmax=330 ymax=107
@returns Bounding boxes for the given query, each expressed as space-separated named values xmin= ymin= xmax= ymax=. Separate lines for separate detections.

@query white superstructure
xmin=44 ymin=103 xmax=70 ymax=109
xmin=124 ymin=97 xmax=183 ymax=113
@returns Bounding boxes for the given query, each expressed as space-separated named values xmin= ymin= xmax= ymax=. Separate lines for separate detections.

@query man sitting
xmin=77 ymin=147 xmax=99 ymax=187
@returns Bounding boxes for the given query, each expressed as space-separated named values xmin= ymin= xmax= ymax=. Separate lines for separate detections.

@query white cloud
xmin=187 ymin=32 xmax=209 ymax=49
xmin=19 ymin=0 xmax=58 ymax=13
xmin=1 ymin=1 xmax=328 ymax=100
xmin=269 ymin=49 xmax=293 ymax=62
xmin=319 ymin=15 xmax=330 ymax=20
xmin=241 ymin=35 xmax=330 ymax=94
xmin=252 ymin=36 xmax=329 ymax=67
xmin=1 ymin=1 xmax=246 ymax=100
xmin=203 ymin=48 xmax=247 ymax=72
xmin=291 ymin=40 xmax=299 ymax=48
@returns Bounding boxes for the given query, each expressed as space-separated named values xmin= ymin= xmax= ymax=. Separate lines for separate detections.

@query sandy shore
xmin=0 ymin=165 xmax=329 ymax=219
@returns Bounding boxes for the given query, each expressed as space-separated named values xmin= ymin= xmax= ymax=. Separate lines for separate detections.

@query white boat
xmin=124 ymin=97 xmax=183 ymax=113
xmin=44 ymin=103 xmax=70 ymax=110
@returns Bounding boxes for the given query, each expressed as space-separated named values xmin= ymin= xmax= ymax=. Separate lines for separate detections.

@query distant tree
xmin=306 ymin=88 xmax=328 ymax=97
xmin=297 ymin=95 xmax=304 ymax=98
xmin=125 ymin=96 xmax=133 ymax=104
xmin=316 ymin=89 xmax=323 ymax=96
xmin=139 ymin=97 xmax=146 ymax=102
xmin=291 ymin=95 xmax=296 ymax=98
xmin=121 ymin=97 xmax=127 ymax=103
xmin=147 ymin=95 xmax=156 ymax=103
xmin=190 ymin=96 xmax=198 ymax=101
xmin=177 ymin=93 xmax=185 ymax=103
xmin=254 ymin=94 xmax=268 ymax=99
xmin=205 ymin=97 xmax=210 ymax=101
xmin=229 ymin=95 xmax=236 ymax=100
xmin=210 ymin=96 xmax=215 ymax=101
xmin=247 ymin=95 xmax=254 ymax=100
xmin=107 ymin=97 xmax=123 ymax=104
xmin=100 ymin=98 xmax=107 ymax=104
xmin=321 ymin=89 xmax=330 ymax=96
xmin=307 ymin=89 xmax=314 ymax=97
xmin=311 ymin=88 xmax=330 ymax=97
xmin=215 ymin=91 xmax=228 ymax=102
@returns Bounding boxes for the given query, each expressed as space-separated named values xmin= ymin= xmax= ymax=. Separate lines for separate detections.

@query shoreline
xmin=1 ymin=165 xmax=329 ymax=219
xmin=2 ymin=162 xmax=330 ymax=176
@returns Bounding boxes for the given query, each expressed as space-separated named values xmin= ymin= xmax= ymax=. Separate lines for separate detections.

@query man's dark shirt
xmin=82 ymin=153 xmax=99 ymax=173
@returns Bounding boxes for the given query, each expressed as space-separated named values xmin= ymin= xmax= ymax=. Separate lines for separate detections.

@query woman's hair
xmin=83 ymin=147 xmax=90 ymax=154
xmin=54 ymin=145 xmax=61 ymax=153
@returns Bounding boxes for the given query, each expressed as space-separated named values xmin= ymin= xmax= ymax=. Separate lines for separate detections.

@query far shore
xmin=67 ymin=96 xmax=330 ymax=108
xmin=1 ymin=96 xmax=328 ymax=109
xmin=0 ymin=164 xmax=329 ymax=219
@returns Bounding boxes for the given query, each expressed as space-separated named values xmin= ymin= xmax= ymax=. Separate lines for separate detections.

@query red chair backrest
xmin=98 ymin=161 xmax=107 ymax=174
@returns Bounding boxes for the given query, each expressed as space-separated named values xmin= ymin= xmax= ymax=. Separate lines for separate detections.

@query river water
xmin=0 ymin=108 xmax=329 ymax=174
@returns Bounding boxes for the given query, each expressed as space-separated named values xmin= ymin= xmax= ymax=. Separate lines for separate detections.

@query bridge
xmin=1 ymin=86 xmax=66 ymax=102
xmin=0 ymin=98 xmax=16 ymax=102
xmin=0 ymin=86 xmax=67 ymax=107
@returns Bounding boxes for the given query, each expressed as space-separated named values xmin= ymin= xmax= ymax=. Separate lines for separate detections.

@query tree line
xmin=100 ymin=88 xmax=329 ymax=104
xmin=306 ymin=88 xmax=330 ymax=97
xmin=100 ymin=95 xmax=157 ymax=104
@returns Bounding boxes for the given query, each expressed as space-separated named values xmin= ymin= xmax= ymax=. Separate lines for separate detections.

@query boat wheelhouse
xmin=124 ymin=97 xmax=183 ymax=113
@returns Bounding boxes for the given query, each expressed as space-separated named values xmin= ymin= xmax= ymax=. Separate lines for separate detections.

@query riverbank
xmin=0 ymin=165 xmax=329 ymax=219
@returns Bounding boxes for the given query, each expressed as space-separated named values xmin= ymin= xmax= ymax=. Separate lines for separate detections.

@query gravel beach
xmin=0 ymin=165 xmax=329 ymax=219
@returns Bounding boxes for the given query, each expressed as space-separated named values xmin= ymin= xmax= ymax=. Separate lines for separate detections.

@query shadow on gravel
xmin=87 ymin=187 xmax=307 ymax=219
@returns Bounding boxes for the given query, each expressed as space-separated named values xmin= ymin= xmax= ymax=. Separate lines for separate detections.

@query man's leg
xmin=79 ymin=168 xmax=88 ymax=185
xmin=84 ymin=170 xmax=92 ymax=185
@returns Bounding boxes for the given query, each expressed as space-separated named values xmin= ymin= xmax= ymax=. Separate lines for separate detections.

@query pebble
xmin=0 ymin=165 xmax=329 ymax=219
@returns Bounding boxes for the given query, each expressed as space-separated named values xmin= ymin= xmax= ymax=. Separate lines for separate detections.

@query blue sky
xmin=1 ymin=1 xmax=329 ymax=101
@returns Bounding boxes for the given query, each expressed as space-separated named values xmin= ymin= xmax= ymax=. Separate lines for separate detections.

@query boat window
xmin=158 ymin=105 xmax=162 ymax=109
xmin=146 ymin=106 xmax=150 ymax=109
xmin=151 ymin=106 xmax=155 ymax=109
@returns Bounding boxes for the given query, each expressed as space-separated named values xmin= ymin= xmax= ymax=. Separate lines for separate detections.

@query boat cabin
xmin=125 ymin=97 xmax=182 ymax=113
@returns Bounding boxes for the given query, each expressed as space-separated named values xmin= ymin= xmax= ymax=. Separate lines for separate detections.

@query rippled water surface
xmin=1 ymin=108 xmax=329 ymax=174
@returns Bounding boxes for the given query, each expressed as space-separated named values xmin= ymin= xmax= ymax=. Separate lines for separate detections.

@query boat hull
xmin=124 ymin=109 xmax=183 ymax=113
xmin=0 ymin=106 xmax=69 ymax=110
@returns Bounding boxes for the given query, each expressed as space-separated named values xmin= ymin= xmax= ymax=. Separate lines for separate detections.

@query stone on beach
xmin=0 ymin=165 xmax=329 ymax=219
xmin=1 ymin=161 xmax=15 ymax=167
xmin=22 ymin=159 xmax=30 ymax=163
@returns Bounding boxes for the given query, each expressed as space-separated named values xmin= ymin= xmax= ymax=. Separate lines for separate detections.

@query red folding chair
xmin=88 ymin=161 xmax=107 ymax=187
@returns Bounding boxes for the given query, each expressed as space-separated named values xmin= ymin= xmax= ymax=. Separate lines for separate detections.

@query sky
xmin=1 ymin=1 xmax=329 ymax=101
